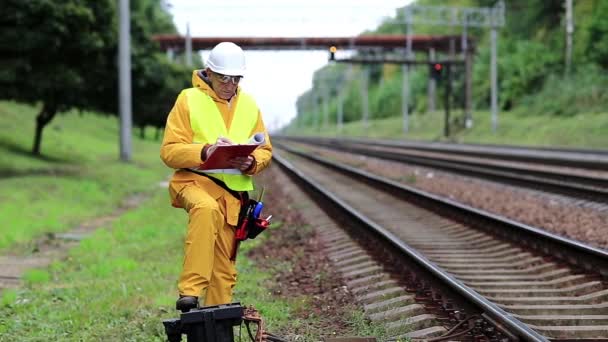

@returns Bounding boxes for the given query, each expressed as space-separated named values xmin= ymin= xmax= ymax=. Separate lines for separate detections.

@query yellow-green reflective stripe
xmin=186 ymin=89 xmax=225 ymax=144
xmin=186 ymin=88 xmax=258 ymax=144
xmin=229 ymin=93 xmax=259 ymax=143
xmin=185 ymin=88 xmax=258 ymax=191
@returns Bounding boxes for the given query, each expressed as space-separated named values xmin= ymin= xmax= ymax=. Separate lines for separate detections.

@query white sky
xmin=168 ymin=0 xmax=414 ymax=131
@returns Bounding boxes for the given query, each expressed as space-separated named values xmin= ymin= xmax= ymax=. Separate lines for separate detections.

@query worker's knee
xmin=191 ymin=202 xmax=222 ymax=221
xmin=225 ymin=272 xmax=237 ymax=287
xmin=189 ymin=200 xmax=221 ymax=216
xmin=177 ymin=185 xmax=222 ymax=215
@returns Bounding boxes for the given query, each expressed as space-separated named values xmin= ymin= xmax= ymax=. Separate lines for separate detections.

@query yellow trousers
xmin=176 ymin=185 xmax=237 ymax=306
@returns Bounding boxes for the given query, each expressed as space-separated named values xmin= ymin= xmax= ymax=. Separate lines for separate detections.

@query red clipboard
xmin=196 ymin=144 xmax=259 ymax=170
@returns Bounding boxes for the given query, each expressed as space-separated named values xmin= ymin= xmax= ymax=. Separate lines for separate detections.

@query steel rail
xmin=273 ymin=151 xmax=548 ymax=341
xmin=275 ymin=142 xmax=608 ymax=277
xmin=280 ymin=136 xmax=608 ymax=171
xmin=277 ymin=137 xmax=608 ymax=202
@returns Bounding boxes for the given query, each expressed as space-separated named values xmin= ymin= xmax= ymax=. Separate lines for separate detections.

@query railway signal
xmin=430 ymin=62 xmax=444 ymax=81
xmin=329 ymin=45 xmax=337 ymax=61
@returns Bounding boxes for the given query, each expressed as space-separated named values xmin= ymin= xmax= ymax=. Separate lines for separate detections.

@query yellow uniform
xmin=160 ymin=70 xmax=272 ymax=305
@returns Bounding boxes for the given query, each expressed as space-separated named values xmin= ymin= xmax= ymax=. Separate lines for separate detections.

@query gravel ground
xmin=247 ymin=167 xmax=360 ymax=339
xmin=283 ymin=143 xmax=608 ymax=250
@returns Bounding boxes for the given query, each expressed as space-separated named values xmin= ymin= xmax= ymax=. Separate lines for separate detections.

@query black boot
xmin=176 ymin=296 xmax=198 ymax=313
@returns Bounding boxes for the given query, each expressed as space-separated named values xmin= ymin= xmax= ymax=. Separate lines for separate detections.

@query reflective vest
xmin=185 ymin=87 xmax=259 ymax=191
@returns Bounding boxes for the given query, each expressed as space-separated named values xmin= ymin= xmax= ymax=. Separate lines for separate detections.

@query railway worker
xmin=160 ymin=41 xmax=272 ymax=312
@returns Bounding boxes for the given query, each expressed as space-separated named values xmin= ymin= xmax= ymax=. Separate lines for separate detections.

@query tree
xmin=586 ymin=0 xmax=608 ymax=69
xmin=128 ymin=0 xmax=198 ymax=140
xmin=0 ymin=0 xmax=117 ymax=155
xmin=133 ymin=55 xmax=192 ymax=139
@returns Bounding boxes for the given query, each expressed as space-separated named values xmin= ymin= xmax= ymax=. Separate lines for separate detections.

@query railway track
xmin=276 ymin=137 xmax=608 ymax=204
xmin=272 ymin=145 xmax=608 ymax=341
xmin=279 ymin=136 xmax=608 ymax=171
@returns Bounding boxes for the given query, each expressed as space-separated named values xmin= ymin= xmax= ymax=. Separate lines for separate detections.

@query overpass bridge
xmin=152 ymin=34 xmax=474 ymax=53
xmin=151 ymin=34 xmax=475 ymax=136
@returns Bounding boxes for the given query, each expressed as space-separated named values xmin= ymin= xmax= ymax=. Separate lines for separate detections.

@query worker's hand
xmin=203 ymin=137 xmax=233 ymax=160
xmin=229 ymin=155 xmax=254 ymax=172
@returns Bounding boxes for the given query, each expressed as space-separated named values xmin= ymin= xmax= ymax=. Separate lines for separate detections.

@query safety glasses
xmin=213 ymin=72 xmax=242 ymax=85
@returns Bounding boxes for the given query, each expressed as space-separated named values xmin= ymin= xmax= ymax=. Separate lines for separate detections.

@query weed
xmin=22 ymin=269 xmax=50 ymax=285
xmin=1 ymin=289 xmax=17 ymax=307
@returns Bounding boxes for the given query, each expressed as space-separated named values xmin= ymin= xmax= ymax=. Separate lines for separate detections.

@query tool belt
xmin=236 ymin=199 xmax=269 ymax=241
xmin=231 ymin=198 xmax=270 ymax=260
xmin=184 ymin=168 xmax=244 ymax=202
xmin=183 ymin=168 xmax=270 ymax=260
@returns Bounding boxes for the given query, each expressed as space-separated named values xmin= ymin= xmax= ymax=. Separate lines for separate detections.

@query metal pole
xmin=403 ymin=11 xmax=413 ymax=134
xmin=462 ymin=12 xmax=472 ymax=128
xmin=444 ymin=64 xmax=452 ymax=137
xmin=312 ymin=90 xmax=319 ymax=130
xmin=565 ymin=0 xmax=573 ymax=76
xmin=166 ymin=48 xmax=174 ymax=61
xmin=490 ymin=26 xmax=498 ymax=133
xmin=461 ymin=12 xmax=468 ymax=60
xmin=308 ymin=91 xmax=314 ymax=128
xmin=402 ymin=65 xmax=410 ymax=135
xmin=322 ymin=85 xmax=329 ymax=129
xmin=337 ymin=91 xmax=344 ymax=133
xmin=427 ymin=48 xmax=436 ymax=113
xmin=465 ymin=48 xmax=473 ymax=129
xmin=185 ymin=22 xmax=192 ymax=66
xmin=118 ymin=0 xmax=132 ymax=162
xmin=361 ymin=66 xmax=369 ymax=130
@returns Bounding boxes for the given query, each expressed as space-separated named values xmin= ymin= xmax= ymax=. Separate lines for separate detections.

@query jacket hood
xmin=191 ymin=69 xmax=240 ymax=101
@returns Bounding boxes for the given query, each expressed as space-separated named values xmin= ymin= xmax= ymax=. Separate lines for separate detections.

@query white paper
xmin=201 ymin=168 xmax=243 ymax=174
xmin=190 ymin=132 xmax=266 ymax=175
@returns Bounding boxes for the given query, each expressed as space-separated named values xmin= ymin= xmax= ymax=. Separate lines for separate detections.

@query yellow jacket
xmin=160 ymin=70 xmax=273 ymax=225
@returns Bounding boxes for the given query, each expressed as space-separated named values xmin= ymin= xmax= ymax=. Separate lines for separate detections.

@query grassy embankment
xmin=285 ymin=109 xmax=608 ymax=148
xmin=0 ymin=101 xmax=168 ymax=251
xmin=0 ymin=101 xmax=379 ymax=340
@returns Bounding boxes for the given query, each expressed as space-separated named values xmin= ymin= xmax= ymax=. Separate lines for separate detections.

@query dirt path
xmin=0 ymin=191 xmax=151 ymax=292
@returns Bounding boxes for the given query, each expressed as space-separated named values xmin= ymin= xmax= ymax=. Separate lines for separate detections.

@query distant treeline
xmin=293 ymin=0 xmax=608 ymax=131
xmin=0 ymin=0 xmax=197 ymax=155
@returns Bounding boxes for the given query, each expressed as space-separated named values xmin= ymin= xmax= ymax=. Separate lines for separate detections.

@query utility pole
xmin=118 ymin=0 xmax=132 ymax=162
xmin=360 ymin=66 xmax=369 ymax=130
xmin=565 ymin=0 xmax=573 ymax=77
xmin=490 ymin=16 xmax=498 ymax=133
xmin=464 ymin=47 xmax=473 ymax=129
xmin=311 ymin=90 xmax=317 ymax=130
xmin=444 ymin=64 xmax=452 ymax=137
xmin=337 ymin=41 xmax=355 ymax=133
xmin=322 ymin=84 xmax=329 ymax=129
xmin=427 ymin=48 xmax=436 ymax=113
xmin=185 ymin=22 xmax=192 ymax=66
xmin=462 ymin=10 xmax=473 ymax=129
xmin=337 ymin=90 xmax=344 ymax=133
xmin=337 ymin=64 xmax=352 ymax=133
xmin=402 ymin=11 xmax=413 ymax=134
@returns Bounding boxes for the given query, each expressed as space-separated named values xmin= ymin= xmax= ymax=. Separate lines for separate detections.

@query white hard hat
xmin=206 ymin=42 xmax=246 ymax=76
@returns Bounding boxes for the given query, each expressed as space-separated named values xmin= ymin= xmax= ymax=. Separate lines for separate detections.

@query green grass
xmin=0 ymin=192 xmax=182 ymax=340
xmin=285 ymin=109 xmax=608 ymax=149
xmin=0 ymin=101 xmax=380 ymax=340
xmin=0 ymin=190 xmax=341 ymax=340
xmin=0 ymin=101 xmax=169 ymax=250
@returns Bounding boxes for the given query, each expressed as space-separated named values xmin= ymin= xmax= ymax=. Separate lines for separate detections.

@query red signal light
xmin=430 ymin=62 xmax=444 ymax=81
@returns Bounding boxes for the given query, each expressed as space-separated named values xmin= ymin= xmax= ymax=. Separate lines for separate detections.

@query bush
xmin=519 ymin=64 xmax=608 ymax=116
